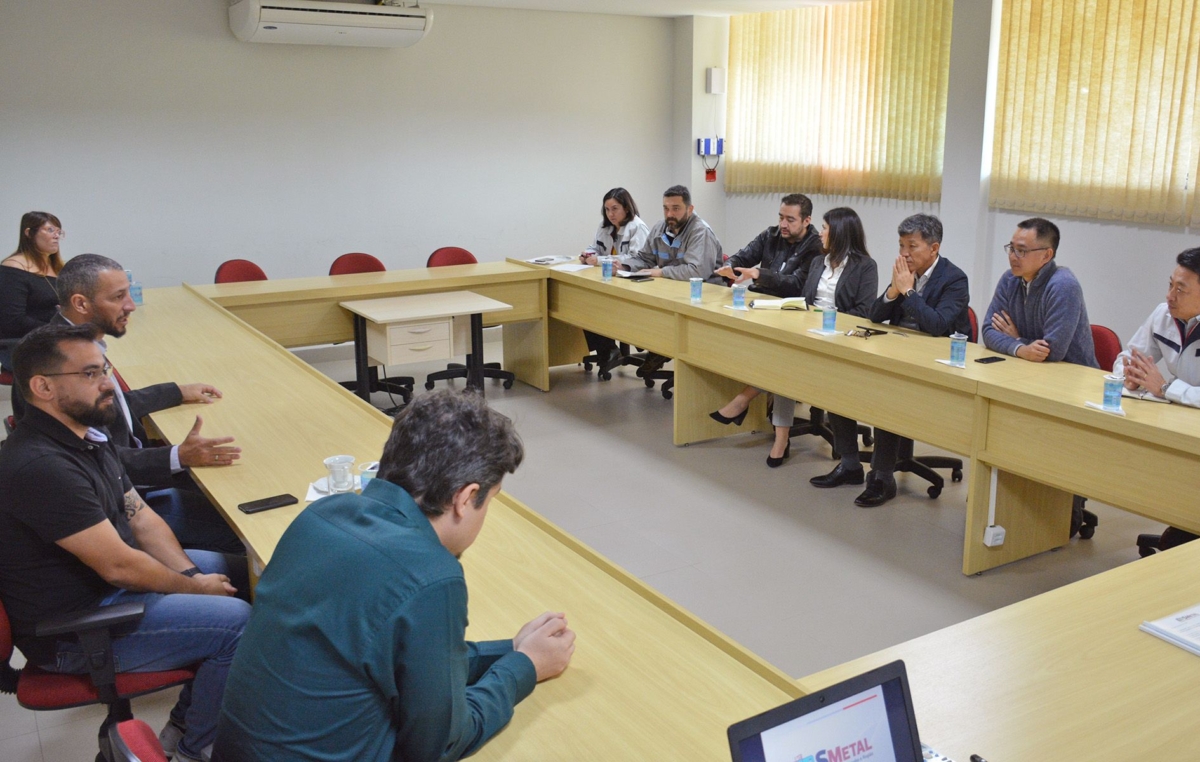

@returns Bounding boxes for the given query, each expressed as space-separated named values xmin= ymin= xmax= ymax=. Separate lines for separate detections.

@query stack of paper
xmin=1140 ymin=602 xmax=1200 ymax=656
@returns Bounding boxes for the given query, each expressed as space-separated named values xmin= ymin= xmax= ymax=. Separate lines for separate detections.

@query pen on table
xmin=970 ymin=755 xmax=989 ymax=762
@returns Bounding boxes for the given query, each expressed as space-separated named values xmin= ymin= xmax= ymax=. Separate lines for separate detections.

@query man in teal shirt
xmin=214 ymin=391 xmax=576 ymax=761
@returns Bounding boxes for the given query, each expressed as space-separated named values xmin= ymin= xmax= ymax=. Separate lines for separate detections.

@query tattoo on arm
xmin=123 ymin=490 xmax=147 ymax=520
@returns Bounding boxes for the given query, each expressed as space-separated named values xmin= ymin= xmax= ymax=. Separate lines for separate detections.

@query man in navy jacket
xmin=857 ymin=214 xmax=970 ymax=507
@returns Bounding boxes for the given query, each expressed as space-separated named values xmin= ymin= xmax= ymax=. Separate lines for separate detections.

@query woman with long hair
xmin=803 ymin=207 xmax=879 ymax=489
xmin=1 ymin=211 xmax=65 ymax=367
xmin=580 ymin=188 xmax=651 ymax=376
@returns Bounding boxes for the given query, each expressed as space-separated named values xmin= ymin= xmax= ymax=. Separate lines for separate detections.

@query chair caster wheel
xmin=583 ymin=361 xmax=594 ymax=372
xmin=862 ymin=433 xmax=873 ymax=446
xmin=599 ymin=371 xmax=612 ymax=381
xmin=662 ymin=389 xmax=673 ymax=400
xmin=503 ymin=379 xmax=514 ymax=389
xmin=425 ymin=382 xmax=435 ymax=390
xmin=1078 ymin=523 xmax=1096 ymax=540
xmin=951 ymin=469 xmax=963 ymax=482
xmin=927 ymin=485 xmax=942 ymax=498
xmin=644 ymin=378 xmax=655 ymax=388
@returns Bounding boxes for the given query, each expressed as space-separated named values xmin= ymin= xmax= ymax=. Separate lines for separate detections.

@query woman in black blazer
xmin=803 ymin=208 xmax=878 ymax=487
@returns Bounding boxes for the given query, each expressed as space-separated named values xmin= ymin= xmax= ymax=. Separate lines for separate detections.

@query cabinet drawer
xmin=388 ymin=320 xmax=450 ymax=345
xmin=369 ymin=338 xmax=452 ymax=367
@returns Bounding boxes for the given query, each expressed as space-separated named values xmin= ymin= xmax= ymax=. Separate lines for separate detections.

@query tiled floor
xmin=0 ymin=338 xmax=1162 ymax=760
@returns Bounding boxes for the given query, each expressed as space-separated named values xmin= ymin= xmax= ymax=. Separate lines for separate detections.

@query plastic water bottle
xmin=600 ymin=256 xmax=614 ymax=282
xmin=949 ymin=333 xmax=967 ymax=367
xmin=125 ymin=270 xmax=144 ymax=306
xmin=1103 ymin=375 xmax=1124 ymax=412
xmin=690 ymin=277 xmax=703 ymax=304
xmin=732 ymin=283 xmax=748 ymax=309
xmin=822 ymin=306 xmax=837 ymax=332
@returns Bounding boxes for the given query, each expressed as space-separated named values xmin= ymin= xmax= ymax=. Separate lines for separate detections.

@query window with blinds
xmin=725 ymin=0 xmax=954 ymax=203
xmin=990 ymin=0 xmax=1200 ymax=226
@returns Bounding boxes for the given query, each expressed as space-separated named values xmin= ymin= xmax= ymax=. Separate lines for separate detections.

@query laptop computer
xmin=727 ymin=660 xmax=956 ymax=762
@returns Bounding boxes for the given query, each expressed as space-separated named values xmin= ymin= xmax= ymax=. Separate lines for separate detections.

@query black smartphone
xmin=975 ymin=356 xmax=1006 ymax=364
xmin=627 ymin=275 xmax=653 ymax=282
xmin=238 ymin=493 xmax=299 ymax=514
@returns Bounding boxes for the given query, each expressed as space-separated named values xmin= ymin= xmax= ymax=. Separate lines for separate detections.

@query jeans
xmin=50 ymin=550 xmax=252 ymax=760
xmin=147 ymin=487 xmax=246 ymax=555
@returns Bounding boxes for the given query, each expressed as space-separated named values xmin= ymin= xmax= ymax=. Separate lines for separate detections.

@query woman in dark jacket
xmin=1 ymin=211 xmax=65 ymax=368
xmin=805 ymin=207 xmax=879 ymax=489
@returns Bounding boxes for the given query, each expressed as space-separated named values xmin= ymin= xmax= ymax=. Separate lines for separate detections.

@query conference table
xmin=107 ymin=285 xmax=800 ymax=761
xmin=190 ymin=262 xmax=1200 ymax=576
xmin=107 ymin=271 xmax=1200 ymax=759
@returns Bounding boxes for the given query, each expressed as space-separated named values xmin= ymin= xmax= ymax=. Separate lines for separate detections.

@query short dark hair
xmin=56 ymin=253 xmax=125 ymax=304
xmin=780 ymin=194 xmax=813 ymax=219
xmin=377 ymin=390 xmax=524 ymax=517
xmin=897 ymin=214 xmax=943 ymax=246
xmin=1178 ymin=248 xmax=1200 ymax=279
xmin=1017 ymin=217 xmax=1060 ymax=256
xmin=601 ymin=188 xmax=640 ymax=232
xmin=12 ymin=323 xmax=99 ymax=398
xmin=663 ymin=185 xmax=691 ymax=206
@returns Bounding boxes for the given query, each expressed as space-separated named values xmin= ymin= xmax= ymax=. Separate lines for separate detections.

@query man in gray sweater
xmin=982 ymin=217 xmax=1098 ymax=368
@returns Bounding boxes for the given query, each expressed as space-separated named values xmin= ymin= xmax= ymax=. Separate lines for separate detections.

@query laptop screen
xmin=729 ymin=661 xmax=923 ymax=762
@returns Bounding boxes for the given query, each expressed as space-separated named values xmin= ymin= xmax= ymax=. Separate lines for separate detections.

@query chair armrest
xmin=35 ymin=602 xmax=145 ymax=638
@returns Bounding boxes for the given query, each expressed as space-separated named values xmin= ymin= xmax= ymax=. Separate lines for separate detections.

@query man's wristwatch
xmin=1160 ymin=380 xmax=1171 ymax=397
xmin=181 ymin=566 xmax=202 ymax=578
xmin=905 ymin=288 xmax=917 ymax=299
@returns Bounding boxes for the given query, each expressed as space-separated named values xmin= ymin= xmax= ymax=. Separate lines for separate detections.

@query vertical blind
xmin=990 ymin=0 xmax=1200 ymax=226
xmin=725 ymin=0 xmax=954 ymax=202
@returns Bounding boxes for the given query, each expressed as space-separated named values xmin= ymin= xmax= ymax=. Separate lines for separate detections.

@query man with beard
xmin=38 ymin=253 xmax=245 ymax=554
xmin=215 ymin=390 xmax=576 ymax=762
xmin=0 ymin=324 xmax=251 ymax=762
xmin=624 ymin=185 xmax=724 ymax=376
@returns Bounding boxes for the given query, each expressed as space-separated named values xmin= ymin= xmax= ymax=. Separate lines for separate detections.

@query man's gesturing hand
xmin=178 ymin=416 xmax=241 ymax=468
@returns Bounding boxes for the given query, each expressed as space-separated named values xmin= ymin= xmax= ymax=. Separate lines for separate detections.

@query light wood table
xmin=797 ymin=540 xmax=1200 ymax=761
xmin=107 ymin=285 xmax=801 ymax=760
xmin=191 ymin=262 xmax=553 ymax=391
xmin=340 ymin=291 xmax=512 ymax=399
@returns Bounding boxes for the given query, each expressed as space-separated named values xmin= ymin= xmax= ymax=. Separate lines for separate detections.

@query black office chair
xmin=423 ymin=248 xmax=515 ymax=391
xmin=778 ymin=404 xmax=872 ymax=459
xmin=582 ymin=342 xmax=644 ymax=381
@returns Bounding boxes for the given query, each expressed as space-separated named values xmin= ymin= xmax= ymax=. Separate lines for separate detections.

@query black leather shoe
xmin=710 ymin=408 xmax=749 ymax=426
xmin=854 ymin=475 xmax=897 ymax=507
xmin=766 ymin=442 xmax=790 ymax=468
xmin=810 ymin=463 xmax=865 ymax=488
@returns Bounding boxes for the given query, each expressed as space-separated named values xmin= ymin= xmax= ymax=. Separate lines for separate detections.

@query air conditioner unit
xmin=229 ymin=0 xmax=432 ymax=48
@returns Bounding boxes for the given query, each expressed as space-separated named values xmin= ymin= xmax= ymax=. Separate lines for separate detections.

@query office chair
xmin=855 ymin=307 xmax=978 ymax=497
xmin=108 ymin=719 xmax=169 ymax=762
xmin=582 ymin=342 xmax=643 ymax=381
xmin=0 ymin=599 xmax=196 ymax=762
xmin=423 ymin=247 xmax=515 ymax=391
xmin=214 ymin=259 xmax=268 ymax=283
xmin=329 ymin=252 xmax=385 ymax=276
xmin=327 ymin=253 xmax=413 ymax=403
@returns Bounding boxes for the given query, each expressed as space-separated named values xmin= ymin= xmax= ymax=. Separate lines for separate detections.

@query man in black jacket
xmin=715 ymin=193 xmax=823 ymax=296
xmin=854 ymin=213 xmax=970 ymax=507
xmin=48 ymin=254 xmax=244 ymax=552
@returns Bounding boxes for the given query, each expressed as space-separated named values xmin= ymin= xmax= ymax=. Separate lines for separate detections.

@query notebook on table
xmin=728 ymin=660 xmax=956 ymax=762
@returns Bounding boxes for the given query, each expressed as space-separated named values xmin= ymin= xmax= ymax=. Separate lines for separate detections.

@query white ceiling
xmin=422 ymin=1 xmax=847 ymax=18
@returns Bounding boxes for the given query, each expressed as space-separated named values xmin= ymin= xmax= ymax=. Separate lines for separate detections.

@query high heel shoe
xmin=766 ymin=442 xmax=791 ymax=468
xmin=710 ymin=408 xmax=748 ymax=426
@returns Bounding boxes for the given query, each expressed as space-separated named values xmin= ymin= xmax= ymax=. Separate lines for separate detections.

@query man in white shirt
xmin=1114 ymin=248 xmax=1200 ymax=554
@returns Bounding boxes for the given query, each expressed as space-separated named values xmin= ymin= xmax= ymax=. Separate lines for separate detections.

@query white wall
xmin=0 ymin=1 xmax=675 ymax=286
xmin=718 ymin=0 xmax=1199 ymax=341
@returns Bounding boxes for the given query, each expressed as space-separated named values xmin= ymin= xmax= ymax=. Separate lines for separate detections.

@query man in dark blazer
xmin=48 ymin=254 xmax=244 ymax=552
xmin=855 ymin=213 xmax=970 ymax=507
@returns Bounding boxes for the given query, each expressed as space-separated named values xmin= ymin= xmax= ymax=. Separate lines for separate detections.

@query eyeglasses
xmin=1003 ymin=243 xmax=1049 ymax=258
xmin=39 ymin=226 xmax=64 ymax=238
xmin=42 ymin=362 xmax=113 ymax=384
xmin=845 ymin=326 xmax=888 ymax=339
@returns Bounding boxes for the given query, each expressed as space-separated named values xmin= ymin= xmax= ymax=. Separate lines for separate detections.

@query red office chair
xmin=967 ymin=305 xmax=979 ymax=343
xmin=0 ymin=599 xmax=196 ymax=762
xmin=1092 ymin=324 xmax=1122 ymax=372
xmin=426 ymin=247 xmax=478 ymax=268
xmin=329 ymin=252 xmax=385 ymax=276
xmin=423 ymin=248 xmax=515 ymax=391
xmin=214 ymin=259 xmax=268 ymax=284
xmin=109 ymin=719 xmax=169 ymax=762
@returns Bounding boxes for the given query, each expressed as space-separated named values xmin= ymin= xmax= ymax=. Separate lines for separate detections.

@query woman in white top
xmin=581 ymin=188 xmax=651 ymax=376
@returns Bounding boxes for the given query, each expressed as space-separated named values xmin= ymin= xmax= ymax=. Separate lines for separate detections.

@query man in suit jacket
xmin=856 ymin=214 xmax=970 ymax=507
xmin=51 ymin=254 xmax=244 ymax=553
